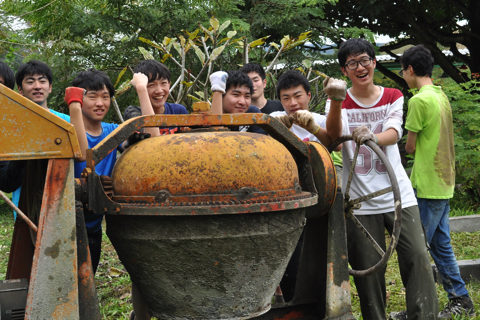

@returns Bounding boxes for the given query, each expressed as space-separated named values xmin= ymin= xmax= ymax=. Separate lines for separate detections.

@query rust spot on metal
xmin=70 ymin=226 xmax=75 ymax=241
xmin=44 ymin=240 xmax=61 ymax=259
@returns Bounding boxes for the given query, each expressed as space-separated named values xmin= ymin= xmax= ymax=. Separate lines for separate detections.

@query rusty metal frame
xmin=254 ymin=189 xmax=354 ymax=320
xmin=328 ymin=136 xmax=402 ymax=278
xmin=0 ymin=85 xmax=82 ymax=161
xmin=25 ymin=159 xmax=80 ymax=319
xmin=83 ymin=166 xmax=318 ymax=216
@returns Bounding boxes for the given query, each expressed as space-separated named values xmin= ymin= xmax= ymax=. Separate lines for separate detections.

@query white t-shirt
xmin=326 ymin=87 xmax=417 ymax=215
xmin=270 ymin=111 xmax=327 ymax=143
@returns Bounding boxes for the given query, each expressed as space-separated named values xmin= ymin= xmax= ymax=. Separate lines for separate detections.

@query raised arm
xmin=323 ymin=76 xmax=347 ymax=142
xmin=130 ymin=73 xmax=160 ymax=137
xmin=65 ymin=87 xmax=88 ymax=162
xmin=209 ymin=71 xmax=228 ymax=114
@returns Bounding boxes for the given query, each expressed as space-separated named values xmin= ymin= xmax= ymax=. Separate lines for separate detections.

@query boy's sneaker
xmin=389 ymin=310 xmax=407 ymax=319
xmin=438 ymin=295 xmax=475 ymax=318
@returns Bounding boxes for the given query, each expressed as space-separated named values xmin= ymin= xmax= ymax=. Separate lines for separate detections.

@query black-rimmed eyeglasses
xmin=345 ymin=57 xmax=373 ymax=70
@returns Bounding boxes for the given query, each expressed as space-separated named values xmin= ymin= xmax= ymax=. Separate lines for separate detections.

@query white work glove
xmin=291 ymin=110 xmax=321 ymax=135
xmin=130 ymin=72 xmax=149 ymax=88
xmin=210 ymin=71 xmax=228 ymax=93
xmin=323 ymin=76 xmax=347 ymax=101
xmin=352 ymin=125 xmax=377 ymax=145
xmin=274 ymin=114 xmax=294 ymax=129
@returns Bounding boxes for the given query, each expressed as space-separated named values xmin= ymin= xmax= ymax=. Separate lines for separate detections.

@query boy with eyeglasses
xmin=327 ymin=38 xmax=438 ymax=320
xmin=402 ymin=45 xmax=474 ymax=318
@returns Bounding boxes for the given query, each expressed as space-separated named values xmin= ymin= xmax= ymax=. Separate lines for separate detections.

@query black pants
xmin=87 ymin=229 xmax=103 ymax=274
xmin=347 ymin=206 xmax=439 ymax=319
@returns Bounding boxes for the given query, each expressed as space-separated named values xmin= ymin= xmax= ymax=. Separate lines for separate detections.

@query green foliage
xmin=0 ymin=193 xmax=13 ymax=217
xmin=443 ymin=81 xmax=480 ymax=198
xmin=0 ymin=0 xmax=349 ymax=117
xmin=322 ymin=0 xmax=480 ymax=83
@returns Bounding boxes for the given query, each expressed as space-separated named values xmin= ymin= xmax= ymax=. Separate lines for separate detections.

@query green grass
xmin=1 ymin=204 xmax=480 ymax=319
xmin=451 ymin=207 xmax=480 ymax=217
xmin=351 ymin=231 xmax=480 ymax=319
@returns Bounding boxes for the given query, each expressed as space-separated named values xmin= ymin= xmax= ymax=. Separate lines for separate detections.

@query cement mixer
xmin=0 ymin=84 xmax=402 ymax=320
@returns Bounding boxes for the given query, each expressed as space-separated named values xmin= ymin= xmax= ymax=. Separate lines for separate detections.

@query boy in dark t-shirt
xmin=239 ymin=62 xmax=283 ymax=114
xmin=124 ymin=59 xmax=188 ymax=130
xmin=209 ymin=70 xmax=266 ymax=135
xmin=126 ymin=59 xmax=189 ymax=320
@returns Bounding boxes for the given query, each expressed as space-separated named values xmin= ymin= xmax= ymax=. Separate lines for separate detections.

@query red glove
xmin=64 ymin=87 xmax=85 ymax=108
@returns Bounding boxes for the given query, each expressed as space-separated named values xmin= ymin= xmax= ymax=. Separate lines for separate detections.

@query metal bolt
xmin=103 ymin=207 xmax=108 ymax=212
xmin=115 ymin=207 xmax=120 ymax=212
xmin=54 ymin=138 xmax=62 ymax=145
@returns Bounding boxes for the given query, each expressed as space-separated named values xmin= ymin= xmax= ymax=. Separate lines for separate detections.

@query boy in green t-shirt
xmin=402 ymin=45 xmax=474 ymax=318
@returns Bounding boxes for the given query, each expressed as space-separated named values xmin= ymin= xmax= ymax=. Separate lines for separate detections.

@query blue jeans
xmin=416 ymin=194 xmax=469 ymax=299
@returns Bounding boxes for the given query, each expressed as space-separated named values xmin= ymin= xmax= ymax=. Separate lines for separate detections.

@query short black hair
xmin=72 ymin=69 xmax=115 ymax=98
xmin=15 ymin=60 xmax=53 ymax=89
xmin=239 ymin=63 xmax=266 ymax=80
xmin=400 ymin=45 xmax=434 ymax=78
xmin=225 ymin=70 xmax=253 ymax=95
xmin=276 ymin=70 xmax=310 ymax=98
xmin=0 ymin=61 xmax=15 ymax=90
xmin=134 ymin=59 xmax=171 ymax=82
xmin=337 ymin=38 xmax=376 ymax=68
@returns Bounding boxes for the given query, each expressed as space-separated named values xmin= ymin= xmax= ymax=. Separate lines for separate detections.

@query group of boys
xmin=0 ymin=37 xmax=474 ymax=320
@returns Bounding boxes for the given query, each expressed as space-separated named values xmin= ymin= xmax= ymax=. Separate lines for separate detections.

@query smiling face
xmin=18 ymin=74 xmax=52 ymax=109
xmin=341 ymin=53 xmax=376 ymax=88
xmin=247 ymin=72 xmax=266 ymax=101
xmin=279 ymin=85 xmax=311 ymax=115
xmin=82 ymin=86 xmax=111 ymax=123
xmin=147 ymin=78 xmax=170 ymax=113
xmin=222 ymin=85 xmax=251 ymax=114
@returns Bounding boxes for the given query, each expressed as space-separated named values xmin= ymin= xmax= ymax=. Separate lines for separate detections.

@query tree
xmin=323 ymin=0 xmax=480 ymax=89
xmin=0 ymin=0 xmax=344 ymax=118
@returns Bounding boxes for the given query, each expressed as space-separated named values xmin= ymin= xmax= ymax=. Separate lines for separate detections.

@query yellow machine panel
xmin=0 ymin=84 xmax=81 ymax=160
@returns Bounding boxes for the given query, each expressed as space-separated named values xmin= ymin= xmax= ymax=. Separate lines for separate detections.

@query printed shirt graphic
xmin=405 ymin=85 xmax=455 ymax=199
xmin=326 ymin=87 xmax=417 ymax=215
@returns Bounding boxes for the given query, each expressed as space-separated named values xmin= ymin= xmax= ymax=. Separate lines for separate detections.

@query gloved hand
xmin=64 ymin=87 xmax=86 ymax=108
xmin=291 ymin=110 xmax=321 ymax=135
xmin=323 ymin=76 xmax=347 ymax=101
xmin=210 ymin=71 xmax=228 ymax=93
xmin=123 ymin=131 xmax=151 ymax=149
xmin=130 ymin=72 xmax=149 ymax=88
xmin=352 ymin=125 xmax=377 ymax=145
xmin=274 ymin=114 xmax=294 ymax=129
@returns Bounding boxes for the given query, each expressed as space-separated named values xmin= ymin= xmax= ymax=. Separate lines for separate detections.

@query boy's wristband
xmin=312 ymin=126 xmax=321 ymax=135
xmin=65 ymin=87 xmax=85 ymax=108
xmin=330 ymin=97 xmax=344 ymax=101
xmin=374 ymin=135 xmax=378 ymax=144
